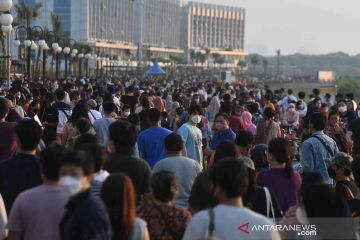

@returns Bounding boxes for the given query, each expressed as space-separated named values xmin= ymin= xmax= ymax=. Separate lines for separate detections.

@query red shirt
xmin=0 ymin=121 xmax=17 ymax=161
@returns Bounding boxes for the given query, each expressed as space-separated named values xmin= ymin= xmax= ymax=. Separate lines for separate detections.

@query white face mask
xmin=338 ymin=106 xmax=347 ymax=113
xmin=123 ymin=111 xmax=130 ymax=117
xmin=59 ymin=176 xmax=82 ymax=196
xmin=191 ymin=115 xmax=202 ymax=124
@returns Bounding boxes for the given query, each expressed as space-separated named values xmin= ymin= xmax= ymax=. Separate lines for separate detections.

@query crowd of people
xmin=0 ymin=76 xmax=359 ymax=239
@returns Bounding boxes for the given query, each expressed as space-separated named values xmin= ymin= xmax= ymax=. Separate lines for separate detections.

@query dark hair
xmin=109 ymin=121 xmax=138 ymax=154
xmin=220 ymin=102 xmax=232 ymax=115
xmin=250 ymin=144 xmax=269 ymax=171
xmin=328 ymin=110 xmax=339 ymax=119
xmin=45 ymin=92 xmax=54 ymax=103
xmin=140 ymin=96 xmax=150 ymax=109
xmin=55 ymin=89 xmax=66 ymax=101
xmin=103 ymin=102 xmax=116 ymax=114
xmin=235 ymin=130 xmax=254 ymax=147
xmin=74 ymin=133 xmax=98 ymax=149
xmin=287 ymin=89 xmax=293 ymax=95
xmin=0 ymin=97 xmax=9 ymax=119
xmin=14 ymin=119 xmax=42 ymax=151
xmin=214 ymin=113 xmax=230 ymax=123
xmin=312 ymin=88 xmax=320 ymax=96
xmin=310 ymin=112 xmax=326 ymax=131
xmin=101 ymin=173 xmax=136 ymax=240
xmin=40 ymin=145 xmax=68 ymax=181
xmin=210 ymin=158 xmax=248 ymax=198
xmin=127 ymin=113 xmax=140 ymax=126
xmin=301 ymin=171 xmax=324 ymax=190
xmin=148 ymin=108 xmax=161 ymax=124
xmin=76 ymin=118 xmax=91 ymax=134
xmin=75 ymin=143 xmax=103 ymax=173
xmin=298 ymin=91 xmax=306 ymax=99
xmin=60 ymin=150 xmax=95 ymax=176
xmin=71 ymin=103 xmax=90 ymax=125
xmin=150 ymin=171 xmax=178 ymax=202
xmin=352 ymin=156 xmax=360 ymax=187
xmin=213 ymin=141 xmax=237 ymax=165
xmin=188 ymin=104 xmax=204 ymax=115
xmin=268 ymin=138 xmax=293 ymax=178
xmin=263 ymin=107 xmax=274 ymax=119
xmin=164 ymin=133 xmax=183 ymax=152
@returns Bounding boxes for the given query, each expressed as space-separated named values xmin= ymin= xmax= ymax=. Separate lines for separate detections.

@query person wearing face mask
xmin=327 ymin=152 xmax=359 ymax=200
xmin=326 ymin=111 xmax=351 ymax=154
xmin=337 ymin=100 xmax=356 ymax=126
xmin=301 ymin=113 xmax=339 ymax=184
xmin=235 ymin=129 xmax=255 ymax=158
xmin=178 ymin=105 xmax=204 ymax=167
xmin=59 ymin=150 xmax=112 ymax=240
xmin=27 ymin=100 xmax=42 ymax=127
xmin=7 ymin=145 xmax=69 ymax=240
xmin=281 ymin=103 xmax=299 ymax=128
xmin=209 ymin=113 xmax=236 ymax=152
xmin=120 ymin=105 xmax=131 ymax=119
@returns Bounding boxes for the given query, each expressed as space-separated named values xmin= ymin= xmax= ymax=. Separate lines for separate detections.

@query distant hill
xmin=246 ymin=52 xmax=360 ymax=77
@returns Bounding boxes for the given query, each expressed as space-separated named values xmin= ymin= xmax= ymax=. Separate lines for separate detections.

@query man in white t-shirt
xmin=183 ymin=159 xmax=281 ymax=240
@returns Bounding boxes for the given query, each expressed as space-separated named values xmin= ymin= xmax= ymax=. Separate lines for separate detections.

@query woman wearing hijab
xmin=168 ymin=101 xmax=180 ymax=131
xmin=241 ymin=111 xmax=257 ymax=135
xmin=281 ymin=103 xmax=299 ymax=128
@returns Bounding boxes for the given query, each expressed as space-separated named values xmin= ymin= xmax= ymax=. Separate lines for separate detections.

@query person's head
xmin=140 ymin=96 xmax=150 ymax=109
xmin=150 ymin=171 xmax=178 ymax=203
xmin=313 ymin=97 xmax=322 ymax=110
xmin=103 ymin=101 xmax=117 ymax=116
xmin=235 ymin=130 xmax=254 ymax=156
xmin=164 ymin=133 xmax=185 ymax=156
xmin=241 ymin=111 xmax=253 ymax=125
xmin=0 ymin=97 xmax=10 ymax=120
xmin=28 ymin=100 xmax=40 ymax=114
xmin=309 ymin=112 xmax=326 ymax=132
xmin=121 ymin=105 xmax=131 ymax=117
xmin=213 ymin=140 xmax=238 ymax=165
xmin=87 ymin=99 xmax=97 ymax=110
xmin=101 ymin=173 xmax=136 ymax=240
xmin=346 ymin=99 xmax=354 ymax=112
xmin=188 ymin=104 xmax=204 ymax=125
xmin=327 ymin=152 xmax=353 ymax=181
xmin=214 ymin=113 xmax=230 ymax=132
xmin=298 ymin=91 xmax=306 ymax=100
xmin=109 ymin=121 xmax=138 ymax=155
xmin=71 ymin=91 xmax=80 ymax=102
xmin=263 ymin=107 xmax=274 ymax=120
xmin=210 ymin=159 xmax=248 ymax=202
xmin=312 ymin=88 xmax=320 ymax=97
xmin=301 ymin=171 xmax=324 ymax=190
xmin=14 ymin=119 xmax=42 ymax=152
xmin=75 ymin=118 xmax=91 ymax=134
xmin=71 ymin=103 xmax=90 ymax=125
xmin=301 ymin=184 xmax=351 ymax=218
xmin=250 ymin=144 xmax=269 ymax=171
xmin=328 ymin=110 xmax=340 ymax=126
xmin=75 ymin=142 xmax=103 ymax=174
xmin=127 ymin=113 xmax=140 ymax=127
xmin=148 ymin=108 xmax=161 ymax=126
xmin=337 ymin=100 xmax=348 ymax=114
xmin=287 ymin=89 xmax=293 ymax=95
xmin=40 ymin=144 xmax=68 ymax=182
xmin=74 ymin=133 xmax=98 ymax=149
xmin=288 ymin=103 xmax=296 ymax=112
xmin=55 ymin=89 xmax=66 ymax=101
xmin=59 ymin=150 xmax=95 ymax=196
xmin=267 ymin=138 xmax=293 ymax=178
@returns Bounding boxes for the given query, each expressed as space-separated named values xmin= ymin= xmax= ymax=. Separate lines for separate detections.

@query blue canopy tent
xmin=146 ymin=61 xmax=166 ymax=75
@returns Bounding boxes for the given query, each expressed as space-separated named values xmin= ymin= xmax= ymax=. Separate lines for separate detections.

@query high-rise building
xmin=71 ymin=0 xmax=137 ymax=58
xmin=181 ymin=1 xmax=246 ymax=62
xmin=53 ymin=0 xmax=71 ymax=36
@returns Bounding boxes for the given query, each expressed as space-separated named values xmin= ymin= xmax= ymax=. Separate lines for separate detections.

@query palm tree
xmin=237 ymin=59 xmax=247 ymax=73
xmin=189 ymin=50 xmax=196 ymax=65
xmin=262 ymin=57 xmax=269 ymax=75
xmin=204 ymin=48 xmax=211 ymax=69
xmin=14 ymin=1 xmax=42 ymax=80
xmin=250 ymin=55 xmax=259 ymax=73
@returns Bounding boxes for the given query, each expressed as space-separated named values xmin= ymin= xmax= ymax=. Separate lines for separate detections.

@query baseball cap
xmin=331 ymin=152 xmax=353 ymax=170
xmin=87 ymin=99 xmax=97 ymax=108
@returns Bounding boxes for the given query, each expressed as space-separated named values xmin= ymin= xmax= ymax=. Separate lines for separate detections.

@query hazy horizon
xmin=186 ymin=0 xmax=360 ymax=56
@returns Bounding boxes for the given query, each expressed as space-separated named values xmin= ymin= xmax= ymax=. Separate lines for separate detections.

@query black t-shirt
xmin=335 ymin=180 xmax=359 ymax=201
xmin=348 ymin=119 xmax=360 ymax=154
xmin=340 ymin=110 xmax=356 ymax=125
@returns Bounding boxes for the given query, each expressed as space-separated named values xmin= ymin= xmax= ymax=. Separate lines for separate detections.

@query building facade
xmin=181 ymin=1 xmax=246 ymax=62
xmin=53 ymin=0 xmax=71 ymax=36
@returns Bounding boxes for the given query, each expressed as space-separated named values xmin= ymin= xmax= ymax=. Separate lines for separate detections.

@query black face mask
xmin=327 ymin=165 xmax=336 ymax=179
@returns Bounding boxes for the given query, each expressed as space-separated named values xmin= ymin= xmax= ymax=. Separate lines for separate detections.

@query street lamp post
xmin=0 ymin=0 xmax=13 ymax=88
xmin=85 ymin=53 xmax=91 ymax=77
xmin=63 ymin=47 xmax=71 ymax=78
xmin=78 ymin=53 xmax=84 ymax=79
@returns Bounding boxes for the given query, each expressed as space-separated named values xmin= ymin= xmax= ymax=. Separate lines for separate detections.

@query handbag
xmin=264 ymin=187 xmax=276 ymax=224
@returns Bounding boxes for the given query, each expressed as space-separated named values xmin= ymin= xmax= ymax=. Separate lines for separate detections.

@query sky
xmin=186 ymin=0 xmax=360 ymax=56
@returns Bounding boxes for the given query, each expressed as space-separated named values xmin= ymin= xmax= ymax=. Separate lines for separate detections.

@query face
xmin=214 ymin=116 xmax=228 ymax=131
xmin=315 ymin=100 xmax=322 ymax=110
xmin=329 ymin=114 xmax=339 ymax=126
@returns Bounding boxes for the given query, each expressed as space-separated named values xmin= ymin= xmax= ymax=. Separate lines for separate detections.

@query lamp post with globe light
xmin=14 ymin=25 xmax=44 ymax=82
xmin=62 ymin=38 xmax=77 ymax=79
xmin=0 ymin=0 xmax=14 ymax=88
xmin=78 ymin=52 xmax=84 ymax=79
xmin=85 ymin=53 xmax=91 ymax=77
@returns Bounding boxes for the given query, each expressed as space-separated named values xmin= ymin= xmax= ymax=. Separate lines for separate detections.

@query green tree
xmin=190 ymin=50 xmax=196 ymax=65
xmin=237 ymin=59 xmax=247 ymax=73
xmin=250 ymin=55 xmax=259 ymax=73
xmin=204 ymin=48 xmax=211 ymax=68
xmin=262 ymin=57 xmax=269 ymax=74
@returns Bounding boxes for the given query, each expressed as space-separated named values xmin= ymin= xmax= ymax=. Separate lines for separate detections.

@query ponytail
xmin=268 ymin=138 xmax=293 ymax=178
